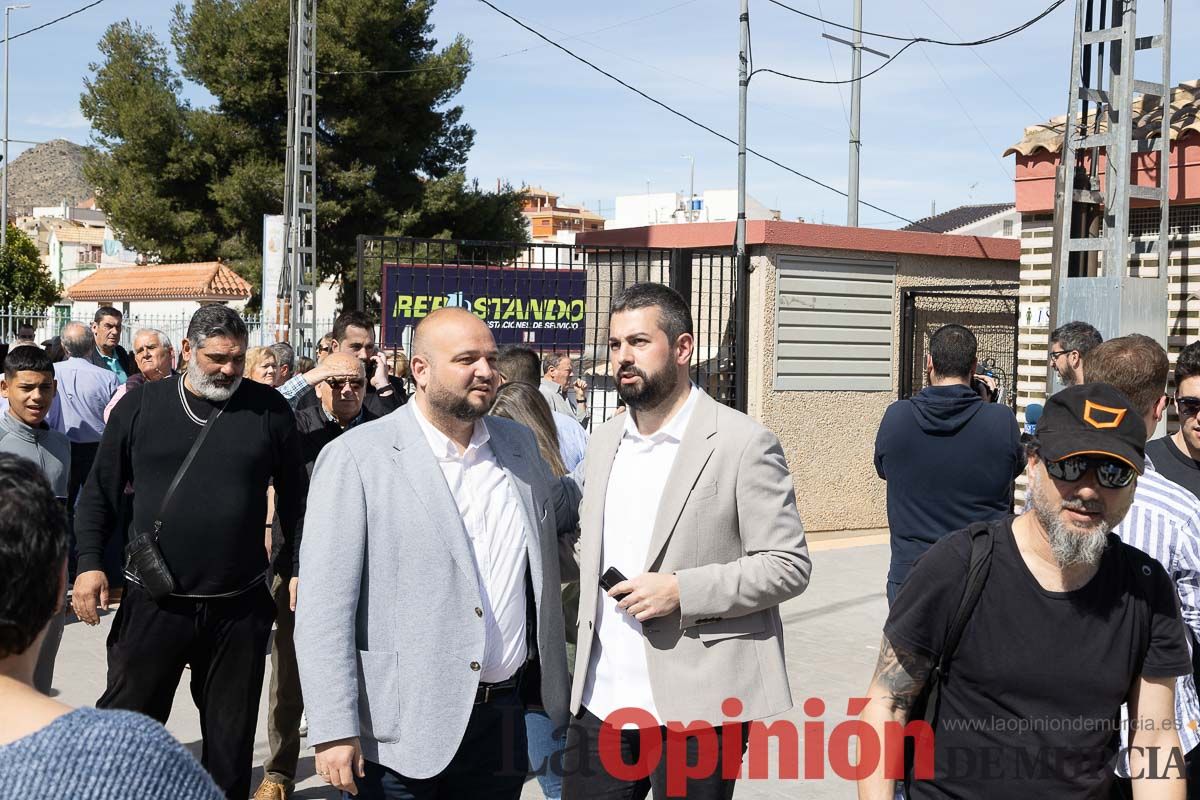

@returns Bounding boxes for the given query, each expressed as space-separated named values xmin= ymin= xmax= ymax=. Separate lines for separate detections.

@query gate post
xmin=899 ymin=288 xmax=914 ymax=400
xmin=669 ymin=248 xmax=693 ymax=298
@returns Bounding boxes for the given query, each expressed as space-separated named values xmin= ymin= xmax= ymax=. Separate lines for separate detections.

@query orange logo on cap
xmin=1083 ymin=400 xmax=1126 ymax=429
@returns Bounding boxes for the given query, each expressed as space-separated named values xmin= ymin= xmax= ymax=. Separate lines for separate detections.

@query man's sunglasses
xmin=1174 ymin=395 xmax=1200 ymax=417
xmin=326 ymin=379 xmax=365 ymax=391
xmin=1043 ymin=455 xmax=1136 ymax=489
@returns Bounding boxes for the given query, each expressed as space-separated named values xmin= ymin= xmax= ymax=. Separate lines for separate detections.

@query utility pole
xmin=279 ymin=0 xmax=317 ymax=354
xmin=821 ymin=1 xmax=888 ymax=227
xmin=734 ymin=0 xmax=750 ymax=412
xmin=1 ymin=4 xmax=29 ymax=250
xmin=847 ymin=0 xmax=862 ymax=227
xmin=736 ymin=0 xmax=748 ymax=272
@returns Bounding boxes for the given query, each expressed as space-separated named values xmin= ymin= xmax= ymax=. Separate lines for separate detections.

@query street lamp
xmin=1 ymin=4 xmax=29 ymax=250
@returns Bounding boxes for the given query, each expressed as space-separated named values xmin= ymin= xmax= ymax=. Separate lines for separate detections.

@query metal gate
xmin=898 ymin=284 xmax=1020 ymax=410
xmin=355 ymin=236 xmax=744 ymax=424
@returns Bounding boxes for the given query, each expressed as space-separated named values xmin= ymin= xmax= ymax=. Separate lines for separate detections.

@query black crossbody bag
xmin=903 ymin=518 xmax=998 ymax=793
xmin=124 ymin=403 xmax=224 ymax=600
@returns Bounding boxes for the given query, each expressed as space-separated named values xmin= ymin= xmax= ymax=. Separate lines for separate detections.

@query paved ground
xmin=54 ymin=538 xmax=890 ymax=799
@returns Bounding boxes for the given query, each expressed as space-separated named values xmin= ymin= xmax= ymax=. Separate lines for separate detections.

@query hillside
xmin=7 ymin=139 xmax=92 ymax=214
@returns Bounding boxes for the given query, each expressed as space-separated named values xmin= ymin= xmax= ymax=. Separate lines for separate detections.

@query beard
xmin=615 ymin=362 xmax=679 ymax=411
xmin=1029 ymin=470 xmax=1112 ymax=568
xmin=427 ymin=381 xmax=492 ymax=422
xmin=186 ymin=359 xmax=242 ymax=402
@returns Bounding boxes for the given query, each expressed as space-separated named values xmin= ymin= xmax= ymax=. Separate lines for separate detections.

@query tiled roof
xmin=53 ymin=225 xmax=106 ymax=246
xmin=1006 ymin=79 xmax=1200 ymax=156
xmin=65 ymin=262 xmax=252 ymax=302
xmin=900 ymin=203 xmax=1015 ymax=234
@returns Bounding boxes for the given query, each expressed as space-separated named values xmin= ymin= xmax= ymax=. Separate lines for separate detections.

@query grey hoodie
xmin=0 ymin=410 xmax=71 ymax=497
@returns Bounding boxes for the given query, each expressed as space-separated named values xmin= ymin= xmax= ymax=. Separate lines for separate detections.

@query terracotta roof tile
xmin=1006 ymin=79 xmax=1200 ymax=157
xmin=65 ymin=262 xmax=253 ymax=302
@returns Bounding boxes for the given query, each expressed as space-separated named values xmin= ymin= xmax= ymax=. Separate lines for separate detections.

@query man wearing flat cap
xmin=857 ymin=383 xmax=1191 ymax=800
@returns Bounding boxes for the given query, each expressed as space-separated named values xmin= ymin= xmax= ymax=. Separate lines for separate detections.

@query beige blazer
xmin=570 ymin=390 xmax=811 ymax=725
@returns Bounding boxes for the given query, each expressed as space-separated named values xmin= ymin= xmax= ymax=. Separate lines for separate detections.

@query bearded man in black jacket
xmin=71 ymin=305 xmax=308 ymax=800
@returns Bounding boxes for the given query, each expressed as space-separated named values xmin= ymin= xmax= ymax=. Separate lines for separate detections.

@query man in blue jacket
xmin=875 ymin=324 xmax=1023 ymax=605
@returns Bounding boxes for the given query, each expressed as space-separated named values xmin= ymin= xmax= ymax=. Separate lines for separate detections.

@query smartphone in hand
xmin=599 ymin=566 xmax=631 ymax=601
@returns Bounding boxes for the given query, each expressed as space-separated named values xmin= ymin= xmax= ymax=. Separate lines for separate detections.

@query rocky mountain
xmin=7 ymin=139 xmax=92 ymax=215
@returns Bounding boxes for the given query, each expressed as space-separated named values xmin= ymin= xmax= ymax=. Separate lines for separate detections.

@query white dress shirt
xmin=581 ymin=385 xmax=700 ymax=725
xmin=412 ymin=402 xmax=530 ymax=683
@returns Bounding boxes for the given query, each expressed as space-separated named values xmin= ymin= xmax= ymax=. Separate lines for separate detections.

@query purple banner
xmin=381 ymin=264 xmax=587 ymax=350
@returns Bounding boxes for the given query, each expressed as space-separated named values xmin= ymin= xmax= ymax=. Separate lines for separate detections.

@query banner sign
xmin=381 ymin=264 xmax=587 ymax=349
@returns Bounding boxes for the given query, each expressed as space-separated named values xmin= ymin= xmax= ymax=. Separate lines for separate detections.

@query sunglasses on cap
xmin=1175 ymin=395 xmax=1200 ymax=417
xmin=1043 ymin=455 xmax=1136 ymax=489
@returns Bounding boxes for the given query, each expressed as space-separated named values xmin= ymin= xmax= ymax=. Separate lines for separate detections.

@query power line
xmin=912 ymin=39 xmax=1011 ymax=182
xmin=753 ymin=0 xmax=1067 ymax=85
xmin=474 ymin=0 xmax=931 ymax=230
xmin=11 ymin=0 xmax=106 ymax=40
xmin=753 ymin=40 xmax=920 ymax=86
xmin=763 ymin=0 xmax=1067 ymax=47
xmin=916 ymin=0 xmax=1054 ymax=126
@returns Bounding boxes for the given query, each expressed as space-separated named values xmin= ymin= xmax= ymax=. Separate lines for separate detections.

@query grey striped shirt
xmin=1114 ymin=456 xmax=1200 ymax=759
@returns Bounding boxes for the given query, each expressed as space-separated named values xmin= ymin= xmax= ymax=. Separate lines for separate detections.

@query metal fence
xmin=0 ymin=306 xmax=336 ymax=354
xmin=898 ymin=284 xmax=1021 ymax=410
xmin=356 ymin=236 xmax=743 ymax=425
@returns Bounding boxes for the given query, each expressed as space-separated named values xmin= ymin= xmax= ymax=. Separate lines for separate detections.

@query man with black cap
xmin=857 ymin=384 xmax=1191 ymax=799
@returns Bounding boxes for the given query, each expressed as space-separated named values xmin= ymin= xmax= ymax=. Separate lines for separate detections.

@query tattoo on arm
xmin=872 ymin=635 xmax=933 ymax=715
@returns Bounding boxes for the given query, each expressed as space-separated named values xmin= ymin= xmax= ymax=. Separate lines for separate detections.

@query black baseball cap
xmin=1035 ymin=383 xmax=1146 ymax=473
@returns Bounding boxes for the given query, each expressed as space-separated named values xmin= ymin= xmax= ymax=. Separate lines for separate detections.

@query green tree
xmin=0 ymin=226 xmax=62 ymax=309
xmin=82 ymin=1 xmax=528 ymax=309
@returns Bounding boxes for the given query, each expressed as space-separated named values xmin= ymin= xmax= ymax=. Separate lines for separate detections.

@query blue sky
xmin=11 ymin=0 xmax=1200 ymax=228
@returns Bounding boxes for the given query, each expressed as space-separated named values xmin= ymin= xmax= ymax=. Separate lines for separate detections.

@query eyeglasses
xmin=1047 ymin=350 xmax=1072 ymax=363
xmin=1043 ymin=455 xmax=1136 ymax=489
xmin=318 ymin=345 xmax=332 ymax=354
xmin=1175 ymin=396 xmax=1200 ymax=417
xmin=326 ymin=379 xmax=365 ymax=391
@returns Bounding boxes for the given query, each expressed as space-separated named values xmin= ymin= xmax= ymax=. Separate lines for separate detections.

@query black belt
xmin=474 ymin=665 xmax=524 ymax=705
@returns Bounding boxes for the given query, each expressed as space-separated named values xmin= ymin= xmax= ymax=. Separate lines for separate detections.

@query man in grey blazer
xmin=562 ymin=283 xmax=810 ymax=799
xmin=295 ymin=307 xmax=580 ymax=799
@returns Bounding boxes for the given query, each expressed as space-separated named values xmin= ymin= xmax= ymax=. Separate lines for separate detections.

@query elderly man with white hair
xmin=103 ymin=328 xmax=177 ymax=421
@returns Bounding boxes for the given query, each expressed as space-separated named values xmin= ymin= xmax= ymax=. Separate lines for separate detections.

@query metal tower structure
xmin=279 ymin=0 xmax=317 ymax=352
xmin=1049 ymin=0 xmax=1172 ymax=374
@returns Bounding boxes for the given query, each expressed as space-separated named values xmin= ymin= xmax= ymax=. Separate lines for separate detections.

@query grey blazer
xmin=572 ymin=390 xmax=811 ymax=724
xmin=295 ymin=403 xmax=580 ymax=779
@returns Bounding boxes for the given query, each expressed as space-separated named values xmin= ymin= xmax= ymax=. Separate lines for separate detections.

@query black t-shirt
xmin=75 ymin=375 xmax=308 ymax=596
xmin=1147 ymin=436 xmax=1200 ymax=502
xmin=885 ymin=518 xmax=1190 ymax=799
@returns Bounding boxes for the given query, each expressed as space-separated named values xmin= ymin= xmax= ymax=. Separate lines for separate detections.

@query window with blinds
xmin=774 ymin=256 xmax=896 ymax=391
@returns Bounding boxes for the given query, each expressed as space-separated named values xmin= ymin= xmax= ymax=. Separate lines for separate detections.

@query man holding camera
xmin=875 ymin=324 xmax=1024 ymax=605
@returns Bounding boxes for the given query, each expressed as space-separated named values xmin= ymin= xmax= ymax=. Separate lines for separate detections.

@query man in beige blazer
xmin=561 ymin=283 xmax=810 ymax=799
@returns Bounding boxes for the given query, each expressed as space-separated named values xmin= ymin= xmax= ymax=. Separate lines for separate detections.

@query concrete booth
xmin=578 ymin=221 xmax=1020 ymax=535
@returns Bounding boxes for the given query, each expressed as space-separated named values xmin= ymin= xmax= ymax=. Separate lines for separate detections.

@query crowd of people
xmin=3 ymin=288 xmax=1200 ymax=800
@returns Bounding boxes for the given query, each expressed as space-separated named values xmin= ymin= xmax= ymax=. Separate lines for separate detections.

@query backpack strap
xmin=922 ymin=518 xmax=998 ymax=725
xmin=906 ymin=518 xmax=999 ymax=792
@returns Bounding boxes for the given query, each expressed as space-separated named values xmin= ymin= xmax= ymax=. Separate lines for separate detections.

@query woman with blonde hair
xmin=488 ymin=379 xmax=572 ymax=800
xmin=488 ymin=380 xmax=566 ymax=477
xmin=243 ymin=346 xmax=277 ymax=386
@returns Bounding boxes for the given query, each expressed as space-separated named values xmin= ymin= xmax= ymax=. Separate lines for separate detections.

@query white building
xmin=607 ymin=189 xmax=779 ymax=230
